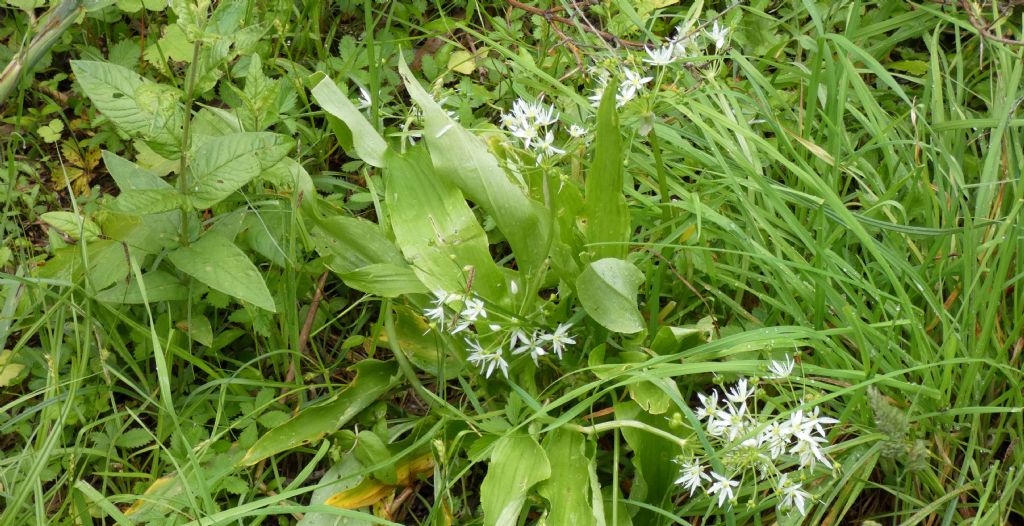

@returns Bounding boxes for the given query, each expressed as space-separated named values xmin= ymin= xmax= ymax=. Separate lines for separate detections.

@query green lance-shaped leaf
xmin=308 ymin=213 xmax=426 ymax=297
xmin=398 ymin=58 xmax=552 ymax=280
xmin=187 ymin=132 xmax=291 ymax=209
xmin=480 ymin=435 xmax=551 ymax=526
xmin=239 ymin=360 xmax=399 ymax=466
xmin=538 ymin=429 xmax=598 ymax=526
xmin=385 ymin=147 xmax=505 ymax=301
xmin=576 ymin=258 xmax=645 ymax=333
xmin=310 ymin=76 xmax=388 ymax=167
xmin=167 ymin=233 xmax=276 ymax=312
xmin=583 ymin=78 xmax=630 ymax=261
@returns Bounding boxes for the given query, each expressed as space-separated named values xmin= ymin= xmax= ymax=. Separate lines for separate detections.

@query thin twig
xmin=283 ymin=271 xmax=330 ymax=390
xmin=507 ymin=0 xmax=647 ymax=47
xmin=960 ymin=0 xmax=1024 ymax=45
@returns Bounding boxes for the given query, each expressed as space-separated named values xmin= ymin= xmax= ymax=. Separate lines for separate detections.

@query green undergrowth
xmin=1 ymin=1 xmax=1022 ymax=525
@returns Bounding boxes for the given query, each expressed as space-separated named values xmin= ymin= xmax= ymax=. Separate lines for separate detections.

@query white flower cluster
xmin=500 ymin=98 xmax=567 ymax=163
xmin=676 ymin=375 xmax=838 ymax=516
xmin=423 ymin=290 xmax=577 ymax=379
xmin=588 ymin=19 xmax=732 ymax=109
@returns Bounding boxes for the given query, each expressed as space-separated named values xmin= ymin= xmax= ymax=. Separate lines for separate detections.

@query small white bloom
xmin=466 ymin=339 xmax=509 ymax=378
xmin=539 ymin=322 xmax=575 ymax=359
xmin=696 ymin=390 xmax=721 ymax=421
xmin=760 ymin=421 xmax=790 ymax=459
xmin=725 ymin=378 xmax=754 ymax=404
xmin=706 ymin=20 xmax=730 ymax=52
xmin=710 ymin=402 xmax=750 ymax=441
xmin=674 ymin=459 xmax=711 ymax=495
xmin=589 ymin=85 xmax=606 ymax=108
xmin=512 ymin=331 xmax=548 ymax=365
xmin=535 ymin=130 xmax=565 ymax=161
xmin=568 ymin=124 xmax=588 ymax=139
xmin=617 ymin=67 xmax=652 ymax=107
xmin=804 ymin=406 xmax=840 ymax=438
xmin=643 ymin=43 xmax=677 ymax=66
xmin=509 ymin=280 xmax=519 ymax=295
xmin=460 ymin=297 xmax=487 ymax=322
xmin=790 ymin=433 xmax=832 ymax=469
xmin=707 ymin=471 xmax=739 ymax=508
xmin=778 ymin=474 xmax=811 ymax=515
xmin=769 ymin=355 xmax=795 ymax=379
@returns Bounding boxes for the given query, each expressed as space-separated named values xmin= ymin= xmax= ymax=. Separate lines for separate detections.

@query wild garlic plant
xmin=673 ymin=359 xmax=840 ymax=517
xmin=422 ymin=289 xmax=577 ymax=379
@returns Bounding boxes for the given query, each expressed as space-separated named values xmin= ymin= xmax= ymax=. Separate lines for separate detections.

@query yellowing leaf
xmin=0 ymin=350 xmax=25 ymax=387
xmin=324 ymin=452 xmax=434 ymax=509
xmin=447 ymin=50 xmax=476 ymax=75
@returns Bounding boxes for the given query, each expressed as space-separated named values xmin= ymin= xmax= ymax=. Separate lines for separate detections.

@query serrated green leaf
xmin=239 ymin=360 xmax=398 ymax=466
xmin=70 ymin=61 xmax=183 ymax=154
xmin=115 ymin=427 xmax=155 ymax=449
xmin=167 ymin=233 xmax=276 ymax=312
xmin=40 ymin=211 xmax=101 ymax=241
xmin=480 ymin=435 xmax=551 ymax=526
xmin=576 ymin=258 xmax=645 ymax=333
xmin=310 ymin=77 xmax=387 ymax=167
xmin=187 ymin=132 xmax=290 ymax=208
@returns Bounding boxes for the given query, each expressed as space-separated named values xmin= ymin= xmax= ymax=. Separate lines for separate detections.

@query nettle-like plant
xmin=40 ymin=0 xmax=307 ymax=318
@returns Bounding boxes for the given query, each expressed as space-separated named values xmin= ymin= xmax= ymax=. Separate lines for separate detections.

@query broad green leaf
xmin=398 ymin=58 xmax=552 ymax=281
xmin=40 ymin=211 xmax=101 ymax=241
xmin=576 ymin=258 xmax=645 ymax=333
xmin=103 ymin=150 xmax=172 ymax=191
xmin=385 ymin=305 xmax=464 ymax=378
xmin=385 ymin=148 xmax=504 ymax=301
xmin=614 ymin=401 xmax=678 ymax=525
xmin=339 ymin=264 xmax=426 ymax=297
xmin=583 ymin=78 xmax=629 ymax=261
xmin=187 ymin=132 xmax=291 ymax=209
xmin=167 ymin=233 xmax=276 ymax=312
xmin=352 ymin=431 xmax=395 ymax=485
xmin=239 ymin=360 xmax=399 ymax=466
xmin=309 ymin=213 xmax=425 ymax=296
xmin=480 ymin=435 xmax=551 ymax=526
xmin=95 ymin=270 xmax=188 ymax=304
xmin=110 ymin=188 xmax=188 ymax=214
xmin=538 ymin=430 xmax=597 ymax=526
xmin=70 ymin=61 xmax=183 ymax=154
xmin=311 ymin=77 xmax=387 ymax=167
xmin=310 ymin=215 xmax=405 ymax=271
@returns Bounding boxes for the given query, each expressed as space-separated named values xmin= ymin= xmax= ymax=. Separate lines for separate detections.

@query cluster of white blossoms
xmin=589 ymin=18 xmax=732 ymax=109
xmin=423 ymin=290 xmax=577 ymax=379
xmin=500 ymin=98 xmax=568 ymax=163
xmin=676 ymin=369 xmax=839 ymax=517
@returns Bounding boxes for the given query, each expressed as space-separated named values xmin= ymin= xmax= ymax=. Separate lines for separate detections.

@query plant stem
xmin=0 ymin=0 xmax=83 ymax=107
xmin=649 ymin=128 xmax=671 ymax=221
xmin=177 ymin=39 xmax=203 ymax=246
